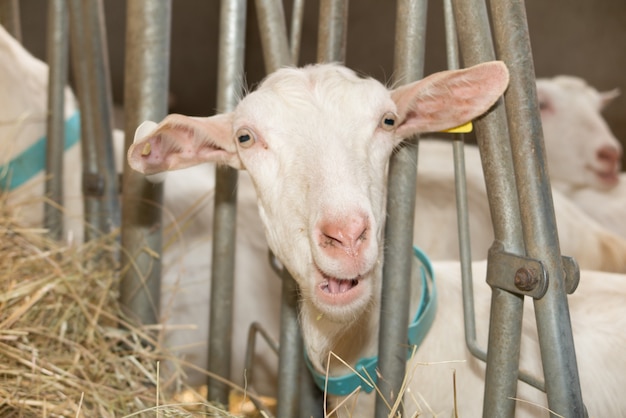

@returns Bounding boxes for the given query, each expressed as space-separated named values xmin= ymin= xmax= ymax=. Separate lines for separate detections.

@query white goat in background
xmin=536 ymin=75 xmax=626 ymax=238
xmin=128 ymin=62 xmax=626 ymax=417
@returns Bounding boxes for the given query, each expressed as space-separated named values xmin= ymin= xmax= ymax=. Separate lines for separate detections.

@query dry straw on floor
xmin=0 ymin=197 xmax=240 ymax=417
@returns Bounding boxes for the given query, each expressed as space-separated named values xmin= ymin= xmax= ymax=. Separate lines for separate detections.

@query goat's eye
xmin=380 ymin=112 xmax=397 ymax=131
xmin=236 ymin=128 xmax=255 ymax=148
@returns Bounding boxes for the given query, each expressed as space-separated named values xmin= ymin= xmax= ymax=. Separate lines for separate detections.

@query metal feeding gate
xmin=3 ymin=0 xmax=588 ymax=416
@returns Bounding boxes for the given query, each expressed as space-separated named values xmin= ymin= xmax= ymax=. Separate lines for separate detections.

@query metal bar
xmin=450 ymin=1 xmax=526 ymax=416
xmin=276 ymin=266 xmax=302 ymax=418
xmin=67 ymin=0 xmax=119 ymax=242
xmin=207 ymin=0 xmax=247 ymax=404
xmin=0 ymin=0 xmax=20 ymax=42
xmin=255 ymin=0 xmax=292 ymax=71
xmin=120 ymin=0 xmax=171 ymax=326
xmin=442 ymin=0 xmax=482 ymax=367
xmin=81 ymin=0 xmax=120 ymax=239
xmin=68 ymin=0 xmax=101 ymax=241
xmin=289 ymin=0 xmax=305 ymax=63
xmin=243 ymin=322 xmax=280 ymax=416
xmin=375 ymin=1 xmax=426 ymax=417
xmin=490 ymin=0 xmax=586 ymax=415
xmin=254 ymin=2 xmax=310 ymax=416
xmin=45 ymin=0 xmax=69 ymax=241
xmin=316 ymin=0 xmax=348 ymax=63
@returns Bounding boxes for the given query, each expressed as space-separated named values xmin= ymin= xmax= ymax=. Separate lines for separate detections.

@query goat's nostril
xmin=322 ymin=233 xmax=343 ymax=248
xmin=318 ymin=215 xmax=370 ymax=253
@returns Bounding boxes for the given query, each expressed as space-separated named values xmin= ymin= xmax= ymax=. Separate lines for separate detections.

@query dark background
xmin=16 ymin=0 xmax=626 ymax=164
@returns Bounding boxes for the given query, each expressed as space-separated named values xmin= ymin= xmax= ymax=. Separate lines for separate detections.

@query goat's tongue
xmin=326 ymin=277 xmax=357 ymax=294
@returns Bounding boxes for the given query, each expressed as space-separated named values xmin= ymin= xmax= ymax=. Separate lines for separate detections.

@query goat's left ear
xmin=600 ymin=88 xmax=620 ymax=110
xmin=127 ymin=113 xmax=241 ymax=176
xmin=391 ymin=61 xmax=509 ymax=138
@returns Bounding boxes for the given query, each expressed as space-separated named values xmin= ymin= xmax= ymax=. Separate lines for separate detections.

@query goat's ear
xmin=127 ymin=113 xmax=241 ymax=175
xmin=600 ymin=88 xmax=620 ymax=110
xmin=391 ymin=61 xmax=509 ymax=138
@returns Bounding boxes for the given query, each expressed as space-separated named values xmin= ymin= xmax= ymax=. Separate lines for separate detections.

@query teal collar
xmin=305 ymin=245 xmax=437 ymax=396
xmin=0 ymin=111 xmax=81 ymax=191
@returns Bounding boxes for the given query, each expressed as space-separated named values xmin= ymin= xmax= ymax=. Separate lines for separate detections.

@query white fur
xmin=128 ymin=63 xmax=626 ymax=416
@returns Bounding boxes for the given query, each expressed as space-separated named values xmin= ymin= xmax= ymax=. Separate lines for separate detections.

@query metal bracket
xmin=487 ymin=246 xmax=549 ymax=299
xmin=82 ymin=172 xmax=105 ymax=196
xmin=487 ymin=246 xmax=581 ymax=299
xmin=561 ymin=255 xmax=580 ymax=294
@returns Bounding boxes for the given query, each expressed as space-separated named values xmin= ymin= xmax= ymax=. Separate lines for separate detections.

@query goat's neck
xmin=300 ymin=298 xmax=381 ymax=376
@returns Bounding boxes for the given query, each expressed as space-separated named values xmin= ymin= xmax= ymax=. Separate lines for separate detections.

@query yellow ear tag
xmin=443 ymin=121 xmax=473 ymax=133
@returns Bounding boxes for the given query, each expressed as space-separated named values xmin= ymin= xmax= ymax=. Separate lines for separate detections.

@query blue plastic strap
xmin=305 ymin=245 xmax=437 ymax=396
xmin=0 ymin=111 xmax=81 ymax=191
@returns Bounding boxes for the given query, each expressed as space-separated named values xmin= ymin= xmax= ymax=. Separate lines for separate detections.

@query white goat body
xmin=415 ymin=140 xmax=626 ymax=272
xmin=568 ymin=179 xmax=626 ymax=238
xmin=128 ymin=63 xmax=626 ymax=416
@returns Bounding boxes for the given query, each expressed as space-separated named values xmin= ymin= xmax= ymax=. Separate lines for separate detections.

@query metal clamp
xmin=486 ymin=246 xmax=549 ymax=299
xmin=487 ymin=245 xmax=581 ymax=299
xmin=561 ymin=255 xmax=580 ymax=294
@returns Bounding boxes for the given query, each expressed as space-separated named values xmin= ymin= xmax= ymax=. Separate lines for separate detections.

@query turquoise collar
xmin=305 ymin=245 xmax=437 ymax=396
xmin=0 ymin=111 xmax=81 ymax=191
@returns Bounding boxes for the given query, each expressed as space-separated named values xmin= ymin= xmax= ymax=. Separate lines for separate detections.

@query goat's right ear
xmin=127 ymin=113 xmax=241 ymax=175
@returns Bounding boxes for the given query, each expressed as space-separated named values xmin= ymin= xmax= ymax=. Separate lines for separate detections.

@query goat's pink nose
xmin=318 ymin=215 xmax=369 ymax=258
xmin=597 ymin=145 xmax=622 ymax=169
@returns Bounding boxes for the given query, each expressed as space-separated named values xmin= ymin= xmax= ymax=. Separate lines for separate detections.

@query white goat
xmin=536 ymin=75 xmax=622 ymax=194
xmin=128 ymin=62 xmax=626 ymax=417
xmin=536 ymin=76 xmax=626 ymax=238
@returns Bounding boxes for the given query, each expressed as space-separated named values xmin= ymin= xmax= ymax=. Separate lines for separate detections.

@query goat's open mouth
xmin=320 ymin=276 xmax=360 ymax=294
xmin=590 ymin=166 xmax=620 ymax=186
xmin=315 ymin=269 xmax=365 ymax=306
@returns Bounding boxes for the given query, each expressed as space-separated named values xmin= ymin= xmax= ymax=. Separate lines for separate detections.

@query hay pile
xmin=0 ymin=200 xmax=236 ymax=417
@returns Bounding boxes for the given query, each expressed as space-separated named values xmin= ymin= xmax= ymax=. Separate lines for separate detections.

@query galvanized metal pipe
xmin=316 ymin=0 xmax=348 ymax=63
xmin=375 ymin=1 xmax=426 ymax=417
xmin=0 ymin=0 xmax=20 ymax=42
xmin=451 ymin=1 xmax=527 ymax=416
xmin=289 ymin=0 xmax=305 ymax=63
xmin=68 ymin=0 xmax=100 ymax=240
xmin=255 ymin=0 xmax=292 ymax=71
xmin=276 ymin=266 xmax=302 ymax=418
xmin=45 ymin=0 xmax=69 ymax=241
xmin=490 ymin=0 xmax=586 ymax=415
xmin=254 ymin=2 xmax=312 ymax=415
xmin=120 ymin=0 xmax=171 ymax=326
xmin=81 ymin=0 xmax=120 ymax=237
xmin=207 ymin=0 xmax=247 ymax=405
xmin=68 ymin=0 xmax=119 ymax=242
